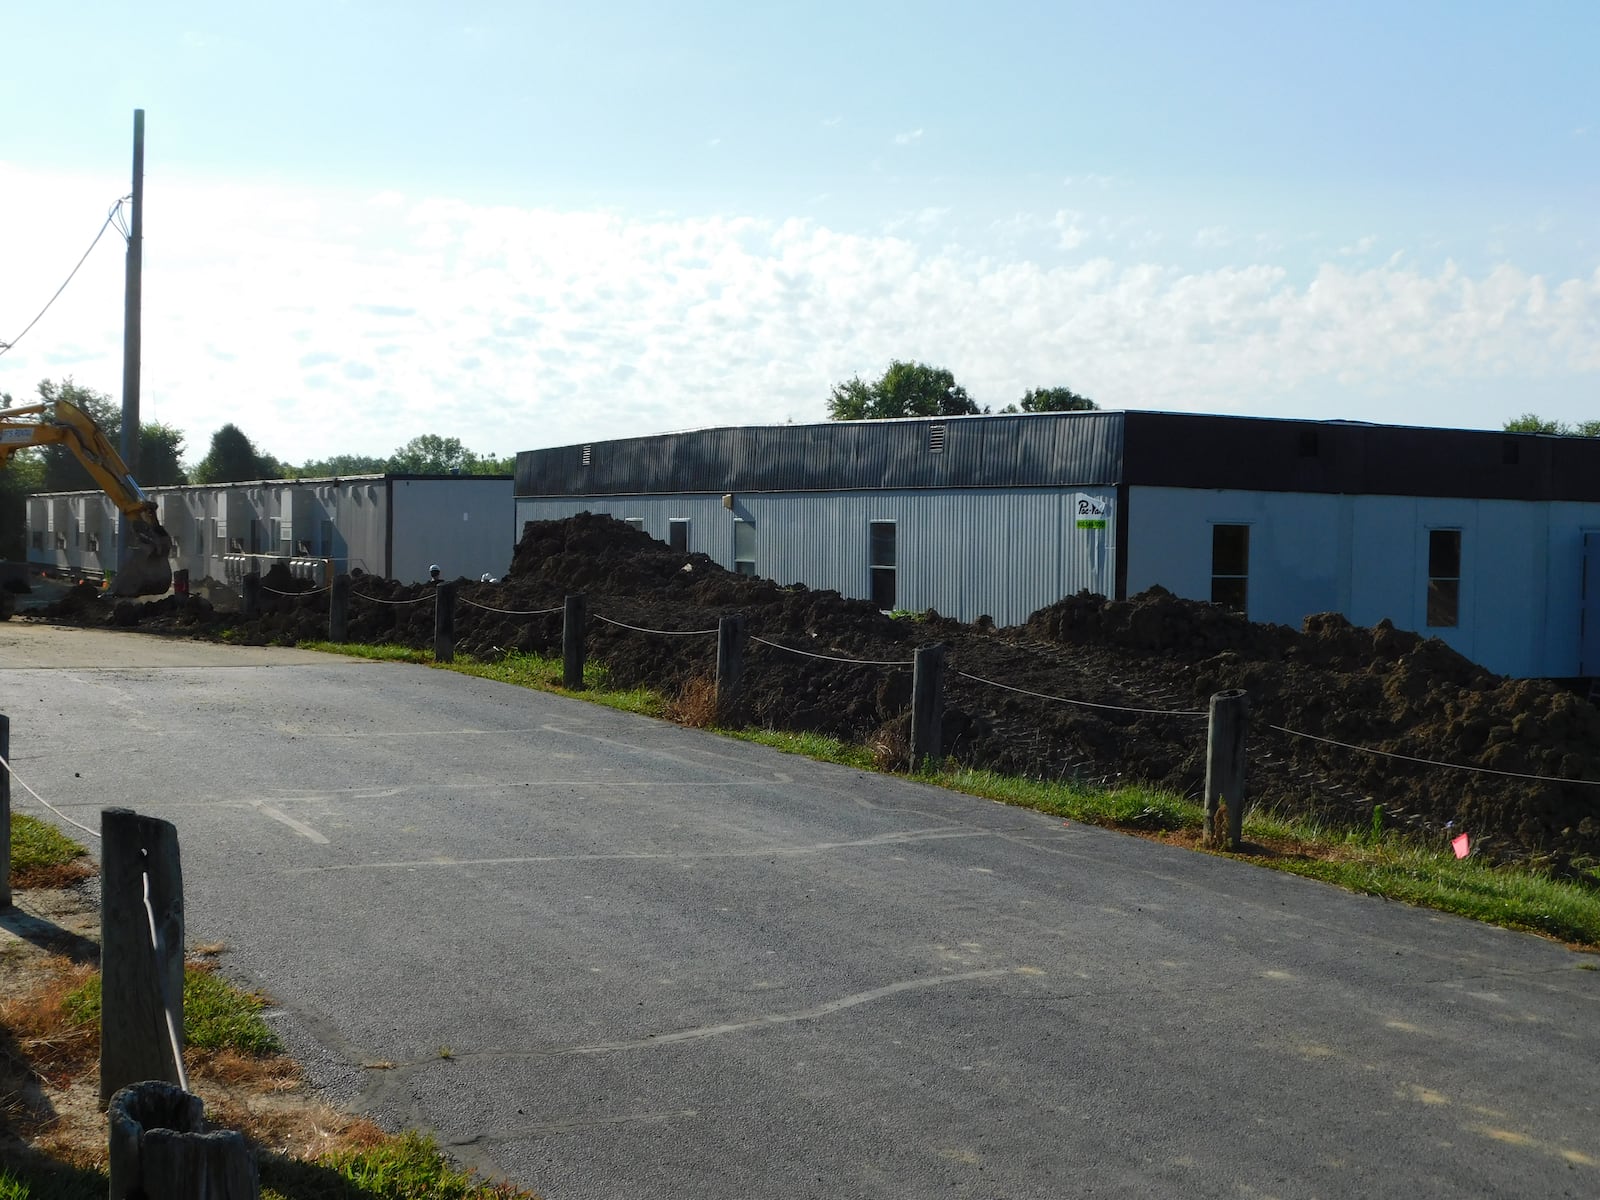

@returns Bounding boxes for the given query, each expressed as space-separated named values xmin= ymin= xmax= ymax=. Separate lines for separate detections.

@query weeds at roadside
xmin=7 ymin=814 xmax=93 ymax=889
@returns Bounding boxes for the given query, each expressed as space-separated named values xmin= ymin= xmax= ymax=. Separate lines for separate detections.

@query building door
xmin=1582 ymin=533 xmax=1600 ymax=676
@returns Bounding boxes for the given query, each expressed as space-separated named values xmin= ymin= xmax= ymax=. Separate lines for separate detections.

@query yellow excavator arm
xmin=0 ymin=398 xmax=173 ymax=596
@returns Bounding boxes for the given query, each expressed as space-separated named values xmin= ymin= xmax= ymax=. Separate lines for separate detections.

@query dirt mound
xmin=34 ymin=514 xmax=1600 ymax=871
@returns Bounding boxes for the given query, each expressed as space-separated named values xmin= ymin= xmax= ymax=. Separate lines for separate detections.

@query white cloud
xmin=892 ymin=129 xmax=923 ymax=146
xmin=2 ymin=163 xmax=1597 ymax=465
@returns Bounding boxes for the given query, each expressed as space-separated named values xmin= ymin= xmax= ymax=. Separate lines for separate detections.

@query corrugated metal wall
xmin=515 ymin=487 xmax=1117 ymax=627
xmin=1126 ymin=485 xmax=1600 ymax=677
xmin=23 ymin=477 xmax=515 ymax=588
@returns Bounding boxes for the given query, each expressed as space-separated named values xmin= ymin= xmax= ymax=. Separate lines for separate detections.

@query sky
xmin=1 ymin=1 xmax=1596 ymax=468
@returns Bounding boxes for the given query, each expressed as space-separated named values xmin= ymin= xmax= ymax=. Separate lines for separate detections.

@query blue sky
xmin=1 ymin=1 xmax=1596 ymax=465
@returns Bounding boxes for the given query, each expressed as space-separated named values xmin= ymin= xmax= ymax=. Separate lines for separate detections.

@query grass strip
xmin=8 ymin=813 xmax=92 ymax=889
xmin=61 ymin=964 xmax=284 ymax=1056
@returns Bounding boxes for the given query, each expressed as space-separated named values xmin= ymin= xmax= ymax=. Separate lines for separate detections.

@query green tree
xmin=388 ymin=434 xmax=474 ymax=474
xmin=385 ymin=435 xmax=513 ymax=475
xmin=191 ymin=424 xmax=278 ymax=484
xmin=0 ymin=391 xmax=42 ymax=559
xmin=1504 ymin=414 xmax=1600 ymax=437
xmin=827 ymin=361 xmax=981 ymax=420
xmin=290 ymin=453 xmax=388 ymax=479
xmin=137 ymin=422 xmax=188 ymax=486
xmin=33 ymin=379 xmax=122 ymax=492
xmin=1018 ymin=386 xmax=1098 ymax=412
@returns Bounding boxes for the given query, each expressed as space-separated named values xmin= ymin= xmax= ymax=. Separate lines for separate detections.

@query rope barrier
xmin=350 ymin=590 xmax=432 ymax=607
xmin=1268 ymin=724 xmax=1600 ymax=787
xmin=593 ymin=613 xmax=720 ymax=637
xmin=0 ymin=750 xmax=100 ymax=839
xmin=260 ymin=583 xmax=332 ymax=596
xmin=459 ymin=597 xmax=564 ymax=617
xmin=142 ymin=870 xmax=190 ymax=1092
xmin=749 ymin=634 xmax=914 ymax=667
xmin=953 ymin=669 xmax=1209 ymax=718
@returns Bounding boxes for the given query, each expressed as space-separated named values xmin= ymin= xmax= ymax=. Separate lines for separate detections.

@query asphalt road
xmin=3 ymin=626 xmax=1597 ymax=1198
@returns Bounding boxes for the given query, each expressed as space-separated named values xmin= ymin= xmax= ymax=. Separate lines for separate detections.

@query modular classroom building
xmin=514 ymin=411 xmax=1600 ymax=680
xmin=26 ymin=473 xmax=514 ymax=588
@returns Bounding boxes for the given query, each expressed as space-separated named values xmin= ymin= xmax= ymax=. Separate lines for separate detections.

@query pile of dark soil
xmin=32 ymin=513 xmax=1600 ymax=870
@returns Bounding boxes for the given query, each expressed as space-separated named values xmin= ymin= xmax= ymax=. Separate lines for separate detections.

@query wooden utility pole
xmin=121 ymin=109 xmax=144 ymax=474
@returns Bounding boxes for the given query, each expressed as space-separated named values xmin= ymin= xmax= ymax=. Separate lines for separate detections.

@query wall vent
xmin=580 ymin=445 xmax=592 ymax=466
xmin=928 ymin=424 xmax=947 ymax=454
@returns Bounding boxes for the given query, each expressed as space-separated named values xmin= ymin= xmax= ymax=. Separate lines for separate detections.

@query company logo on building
xmin=1075 ymin=494 xmax=1108 ymax=530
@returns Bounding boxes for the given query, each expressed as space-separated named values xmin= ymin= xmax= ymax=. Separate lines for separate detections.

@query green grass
xmin=1 ymin=1132 xmax=533 ymax=1200
xmin=301 ymin=641 xmax=668 ymax=717
xmin=61 ymin=965 xmax=283 ymax=1055
xmin=936 ymin=765 xmax=1201 ymax=831
xmin=261 ymin=1131 xmax=530 ymax=1199
xmin=728 ymin=728 xmax=877 ymax=771
xmin=8 ymin=813 xmax=87 ymax=877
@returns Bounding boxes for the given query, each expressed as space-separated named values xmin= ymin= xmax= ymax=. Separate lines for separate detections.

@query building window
xmin=669 ymin=518 xmax=690 ymax=553
xmin=1211 ymin=524 xmax=1249 ymax=613
xmin=624 ymin=517 xmax=644 ymax=530
xmin=869 ymin=521 xmax=897 ymax=610
xmin=86 ymin=533 xmax=100 ymax=553
xmin=732 ymin=519 xmax=756 ymax=576
xmin=1427 ymin=529 xmax=1461 ymax=628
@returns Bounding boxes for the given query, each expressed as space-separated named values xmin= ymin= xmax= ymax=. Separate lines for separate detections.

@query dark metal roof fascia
xmin=513 ymin=412 xmax=1125 ymax=496
xmin=1121 ymin=412 xmax=1600 ymax=501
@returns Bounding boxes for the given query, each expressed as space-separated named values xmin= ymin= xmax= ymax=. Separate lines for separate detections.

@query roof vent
xmin=580 ymin=445 xmax=592 ymax=466
xmin=928 ymin=423 xmax=947 ymax=454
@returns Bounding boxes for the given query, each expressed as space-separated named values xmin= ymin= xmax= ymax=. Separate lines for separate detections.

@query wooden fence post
xmin=910 ymin=643 xmax=946 ymax=770
xmin=1 ymin=713 xmax=10 ymax=910
xmin=433 ymin=581 xmax=456 ymax=663
xmin=109 ymin=1081 xmax=258 ymax=1199
xmin=328 ymin=573 xmax=350 ymax=642
xmin=716 ymin=614 xmax=746 ymax=723
xmin=1204 ymin=689 xmax=1249 ymax=850
xmin=563 ymin=593 xmax=587 ymax=690
xmin=241 ymin=571 xmax=261 ymax=618
xmin=101 ymin=808 xmax=185 ymax=1105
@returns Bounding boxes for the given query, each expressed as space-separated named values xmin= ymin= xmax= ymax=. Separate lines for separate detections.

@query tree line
xmin=827 ymin=360 xmax=1097 ymax=420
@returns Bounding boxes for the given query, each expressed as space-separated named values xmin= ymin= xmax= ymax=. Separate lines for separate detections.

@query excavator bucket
xmin=111 ymin=522 xmax=174 ymax=597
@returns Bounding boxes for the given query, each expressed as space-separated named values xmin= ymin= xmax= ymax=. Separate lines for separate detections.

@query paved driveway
xmin=3 ymin=625 xmax=1596 ymax=1199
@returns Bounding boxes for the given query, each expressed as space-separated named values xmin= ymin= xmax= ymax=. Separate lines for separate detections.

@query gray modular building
xmin=514 ymin=412 xmax=1600 ymax=680
xmin=26 ymin=473 xmax=514 ymax=587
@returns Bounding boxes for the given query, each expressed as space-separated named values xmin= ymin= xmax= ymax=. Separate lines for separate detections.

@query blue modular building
xmin=514 ymin=411 xmax=1600 ymax=679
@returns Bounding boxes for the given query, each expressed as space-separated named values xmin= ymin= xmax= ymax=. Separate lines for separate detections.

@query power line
xmin=0 ymin=197 xmax=129 ymax=358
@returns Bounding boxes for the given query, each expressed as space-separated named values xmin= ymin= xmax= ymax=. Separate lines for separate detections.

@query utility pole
xmin=120 ymin=108 xmax=144 ymax=476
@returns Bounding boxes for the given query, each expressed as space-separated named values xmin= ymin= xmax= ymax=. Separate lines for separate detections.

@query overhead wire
xmin=0 ymin=196 xmax=129 ymax=358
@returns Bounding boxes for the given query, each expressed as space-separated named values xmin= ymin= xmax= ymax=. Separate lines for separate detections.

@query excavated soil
xmin=31 ymin=514 xmax=1600 ymax=871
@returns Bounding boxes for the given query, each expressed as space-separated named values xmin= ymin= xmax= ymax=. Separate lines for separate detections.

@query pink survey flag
xmin=1452 ymin=832 xmax=1471 ymax=859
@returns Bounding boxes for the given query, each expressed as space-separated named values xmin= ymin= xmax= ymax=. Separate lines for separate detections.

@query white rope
xmin=142 ymin=869 xmax=191 ymax=1092
xmin=952 ymin=670 xmax=1209 ymax=718
xmin=350 ymin=590 xmax=432 ymax=606
xmin=260 ymin=583 xmax=332 ymax=596
xmin=0 ymin=750 xmax=100 ymax=839
xmin=459 ymin=597 xmax=564 ymax=617
xmin=749 ymin=634 xmax=914 ymax=667
xmin=1268 ymin=724 xmax=1600 ymax=786
xmin=593 ymin=614 xmax=719 ymax=637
